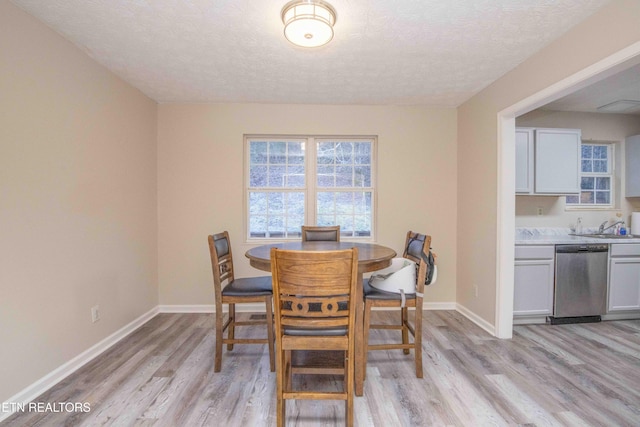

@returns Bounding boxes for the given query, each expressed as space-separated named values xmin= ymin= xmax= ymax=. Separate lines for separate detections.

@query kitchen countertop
xmin=515 ymin=227 xmax=640 ymax=245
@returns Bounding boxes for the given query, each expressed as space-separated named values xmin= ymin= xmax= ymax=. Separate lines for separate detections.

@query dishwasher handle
xmin=556 ymin=244 xmax=609 ymax=253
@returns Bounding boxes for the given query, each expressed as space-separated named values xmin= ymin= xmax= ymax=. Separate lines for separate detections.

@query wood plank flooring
xmin=2 ymin=311 xmax=639 ymax=426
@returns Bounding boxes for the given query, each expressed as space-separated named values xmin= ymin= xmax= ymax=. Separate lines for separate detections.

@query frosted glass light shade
xmin=281 ymin=1 xmax=337 ymax=48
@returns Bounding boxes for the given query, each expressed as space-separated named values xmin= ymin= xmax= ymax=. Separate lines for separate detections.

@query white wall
xmin=516 ymin=110 xmax=640 ymax=229
xmin=157 ymin=104 xmax=457 ymax=308
xmin=0 ymin=1 xmax=158 ymax=403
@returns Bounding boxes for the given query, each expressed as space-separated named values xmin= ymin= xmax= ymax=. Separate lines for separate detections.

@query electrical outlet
xmin=537 ymin=207 xmax=544 ymax=216
xmin=91 ymin=305 xmax=100 ymax=323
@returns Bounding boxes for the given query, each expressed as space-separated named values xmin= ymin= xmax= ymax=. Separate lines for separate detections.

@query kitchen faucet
xmin=599 ymin=220 xmax=624 ymax=234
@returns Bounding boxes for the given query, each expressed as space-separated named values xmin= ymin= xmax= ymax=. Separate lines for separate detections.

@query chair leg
xmin=362 ymin=300 xmax=373 ymax=381
xmin=414 ymin=306 xmax=424 ymax=378
xmin=345 ymin=348 xmax=354 ymax=427
xmin=265 ymin=295 xmax=275 ymax=372
xmin=227 ymin=303 xmax=235 ymax=351
xmin=401 ymin=307 xmax=410 ymax=355
xmin=214 ymin=305 xmax=224 ymax=372
xmin=276 ymin=347 xmax=286 ymax=427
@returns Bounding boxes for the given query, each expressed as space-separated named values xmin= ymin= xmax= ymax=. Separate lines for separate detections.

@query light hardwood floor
xmin=2 ymin=311 xmax=639 ymax=426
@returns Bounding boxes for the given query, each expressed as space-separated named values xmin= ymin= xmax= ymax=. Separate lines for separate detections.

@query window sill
xmin=565 ymin=205 xmax=617 ymax=211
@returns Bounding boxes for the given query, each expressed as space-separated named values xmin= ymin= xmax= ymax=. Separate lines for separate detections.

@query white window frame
xmin=565 ymin=141 xmax=615 ymax=210
xmin=244 ymin=135 xmax=377 ymax=241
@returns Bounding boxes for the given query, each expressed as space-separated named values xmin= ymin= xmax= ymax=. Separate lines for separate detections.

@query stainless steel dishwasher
xmin=550 ymin=244 xmax=608 ymax=325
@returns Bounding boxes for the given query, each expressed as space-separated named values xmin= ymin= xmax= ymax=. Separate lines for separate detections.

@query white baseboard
xmin=455 ymin=303 xmax=496 ymax=336
xmin=158 ymin=304 xmax=215 ymax=313
xmin=157 ymin=304 xmax=264 ymax=313
xmin=0 ymin=306 xmax=159 ymax=423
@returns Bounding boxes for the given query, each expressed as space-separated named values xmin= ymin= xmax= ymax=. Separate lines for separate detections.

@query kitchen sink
xmin=570 ymin=233 xmax=637 ymax=239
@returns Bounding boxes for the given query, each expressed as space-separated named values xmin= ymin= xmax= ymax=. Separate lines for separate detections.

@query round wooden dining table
xmin=245 ymin=241 xmax=396 ymax=396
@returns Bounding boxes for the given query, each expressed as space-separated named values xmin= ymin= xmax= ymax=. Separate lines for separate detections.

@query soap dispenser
xmin=575 ymin=217 xmax=583 ymax=235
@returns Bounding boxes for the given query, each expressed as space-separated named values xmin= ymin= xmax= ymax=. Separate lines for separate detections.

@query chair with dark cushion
xmin=362 ymin=231 xmax=432 ymax=378
xmin=301 ymin=225 xmax=341 ymax=242
xmin=208 ymin=231 xmax=275 ymax=372
xmin=270 ymin=247 xmax=359 ymax=427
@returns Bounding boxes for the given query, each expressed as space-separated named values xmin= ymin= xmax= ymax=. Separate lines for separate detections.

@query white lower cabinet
xmin=608 ymin=244 xmax=640 ymax=312
xmin=514 ymin=245 xmax=555 ymax=317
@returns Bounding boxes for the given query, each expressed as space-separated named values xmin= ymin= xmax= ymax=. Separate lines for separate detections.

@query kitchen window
xmin=566 ymin=143 xmax=613 ymax=207
xmin=245 ymin=136 xmax=376 ymax=240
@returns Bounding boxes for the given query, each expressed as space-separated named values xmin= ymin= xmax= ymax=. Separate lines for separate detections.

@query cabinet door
xmin=515 ymin=129 xmax=533 ymax=194
xmin=514 ymin=259 xmax=555 ymax=316
xmin=625 ymin=135 xmax=640 ymax=197
xmin=609 ymin=258 xmax=640 ymax=312
xmin=534 ymin=129 xmax=581 ymax=194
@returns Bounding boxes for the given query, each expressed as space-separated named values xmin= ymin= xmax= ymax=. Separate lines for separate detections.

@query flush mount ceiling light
xmin=596 ymin=99 xmax=640 ymax=113
xmin=281 ymin=0 xmax=337 ymax=48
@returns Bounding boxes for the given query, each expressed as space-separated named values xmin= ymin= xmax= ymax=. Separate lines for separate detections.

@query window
xmin=566 ymin=143 xmax=613 ymax=207
xmin=246 ymin=136 xmax=375 ymax=239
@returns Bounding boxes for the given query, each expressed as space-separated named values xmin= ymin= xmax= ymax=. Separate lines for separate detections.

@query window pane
xmin=268 ymin=165 xmax=286 ymax=187
xmin=251 ymin=142 xmax=268 ymax=164
xmin=317 ymin=165 xmax=335 ymax=187
xmin=596 ymin=177 xmax=610 ymax=190
xmin=336 ymin=165 xmax=354 ymax=187
xmin=595 ymin=191 xmax=610 ymax=204
xmin=336 ymin=192 xmax=353 ymax=214
xmin=269 ymin=142 xmax=287 ymax=164
xmin=287 ymin=216 xmax=304 ymax=236
xmin=287 ymin=165 xmax=305 ymax=187
xmin=288 ymin=142 xmax=305 ymax=164
xmin=250 ymin=216 xmax=266 ymax=237
xmin=580 ymin=191 xmax=594 ymax=204
xmin=581 ymin=159 xmax=592 ymax=173
xmin=289 ymin=192 xmax=305 ymax=216
xmin=566 ymin=195 xmax=579 ymax=204
xmin=249 ymin=192 xmax=267 ymax=214
xmin=267 ymin=216 xmax=285 ymax=238
xmin=354 ymin=214 xmax=372 ymax=236
xmin=593 ymin=160 xmax=608 ymax=173
xmin=335 ymin=142 xmax=353 ymax=164
xmin=337 ymin=215 xmax=354 ymax=235
xmin=593 ymin=145 xmax=608 ymax=159
xmin=250 ymin=165 xmax=267 ymax=187
xmin=354 ymin=192 xmax=371 ymax=214
xmin=317 ymin=142 xmax=335 ymax=165
xmin=581 ymin=145 xmax=592 ymax=159
xmin=581 ymin=177 xmax=594 ymax=190
xmin=355 ymin=166 xmax=371 ymax=187
xmin=354 ymin=142 xmax=371 ymax=165
xmin=268 ymin=193 xmax=284 ymax=214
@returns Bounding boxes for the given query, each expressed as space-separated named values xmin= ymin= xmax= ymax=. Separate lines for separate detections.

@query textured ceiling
xmin=10 ymin=0 xmax=611 ymax=106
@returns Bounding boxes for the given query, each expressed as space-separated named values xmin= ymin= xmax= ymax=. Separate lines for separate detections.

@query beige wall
xmin=0 ymin=1 xmax=158 ymax=402
xmin=157 ymin=104 xmax=457 ymax=307
xmin=516 ymin=111 xmax=640 ymax=228
xmin=457 ymin=0 xmax=640 ymax=327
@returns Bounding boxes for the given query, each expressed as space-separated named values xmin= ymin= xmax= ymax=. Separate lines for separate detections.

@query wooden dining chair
xmin=208 ymin=231 xmax=275 ymax=372
xmin=301 ymin=225 xmax=341 ymax=242
xmin=270 ymin=247 xmax=359 ymax=427
xmin=362 ymin=231 xmax=432 ymax=378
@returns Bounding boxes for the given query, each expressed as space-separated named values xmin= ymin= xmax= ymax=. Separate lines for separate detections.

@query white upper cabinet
xmin=515 ymin=127 xmax=581 ymax=195
xmin=515 ymin=128 xmax=534 ymax=194
xmin=626 ymin=135 xmax=640 ymax=197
